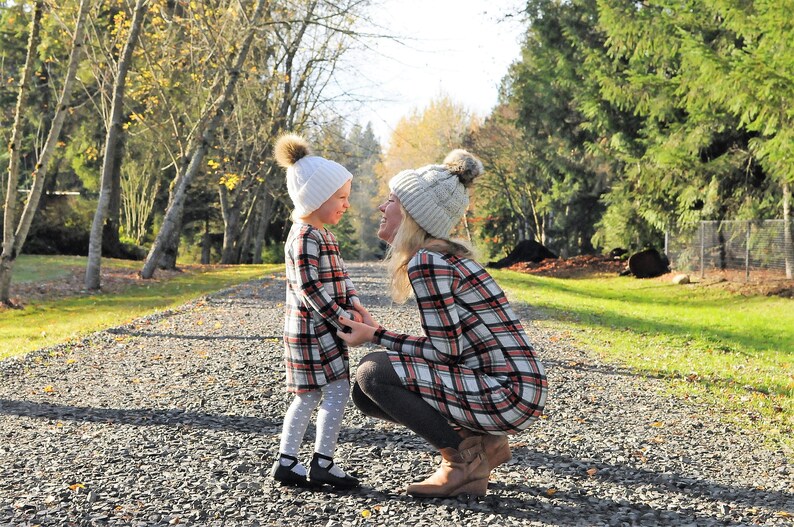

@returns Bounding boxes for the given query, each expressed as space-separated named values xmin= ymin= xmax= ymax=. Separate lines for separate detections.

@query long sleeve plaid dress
xmin=373 ymin=249 xmax=547 ymax=433
xmin=283 ymin=223 xmax=359 ymax=393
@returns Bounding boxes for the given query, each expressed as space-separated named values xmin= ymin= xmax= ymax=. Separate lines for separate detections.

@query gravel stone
xmin=1 ymin=262 xmax=791 ymax=526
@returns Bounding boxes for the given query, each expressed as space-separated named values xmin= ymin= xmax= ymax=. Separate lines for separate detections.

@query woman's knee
xmin=351 ymin=381 xmax=376 ymax=414
xmin=354 ymin=352 xmax=393 ymax=393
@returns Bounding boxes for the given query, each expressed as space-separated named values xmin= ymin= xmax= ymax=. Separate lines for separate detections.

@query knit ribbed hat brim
xmin=287 ymin=156 xmax=352 ymax=217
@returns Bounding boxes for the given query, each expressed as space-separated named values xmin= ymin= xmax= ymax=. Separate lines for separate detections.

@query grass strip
xmin=492 ymin=270 xmax=793 ymax=455
xmin=1 ymin=259 xmax=283 ymax=359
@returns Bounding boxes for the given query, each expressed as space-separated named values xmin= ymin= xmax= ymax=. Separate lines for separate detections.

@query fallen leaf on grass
xmin=545 ymin=488 xmax=557 ymax=496
xmin=586 ymin=468 xmax=598 ymax=477
xmin=43 ymin=385 xmax=56 ymax=393
xmin=649 ymin=421 xmax=665 ymax=428
xmin=68 ymin=483 xmax=85 ymax=492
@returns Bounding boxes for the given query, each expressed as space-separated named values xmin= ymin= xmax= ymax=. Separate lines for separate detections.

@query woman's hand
xmin=337 ymin=317 xmax=378 ymax=347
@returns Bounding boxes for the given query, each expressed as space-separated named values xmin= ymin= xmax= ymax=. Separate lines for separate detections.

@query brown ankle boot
xmin=457 ymin=428 xmax=512 ymax=471
xmin=482 ymin=434 xmax=511 ymax=470
xmin=406 ymin=436 xmax=490 ymax=498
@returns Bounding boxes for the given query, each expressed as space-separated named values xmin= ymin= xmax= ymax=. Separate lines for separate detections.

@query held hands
xmin=350 ymin=299 xmax=376 ymax=328
xmin=338 ymin=302 xmax=379 ymax=346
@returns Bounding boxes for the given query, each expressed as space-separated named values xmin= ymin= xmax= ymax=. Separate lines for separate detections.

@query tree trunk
xmin=252 ymin=192 xmax=275 ymax=264
xmin=0 ymin=2 xmax=94 ymax=302
xmin=158 ymin=213 xmax=182 ymax=269
xmin=103 ymin=132 xmax=126 ymax=258
xmin=141 ymin=0 xmax=267 ymax=279
xmin=219 ymin=185 xmax=241 ymax=264
xmin=784 ymin=180 xmax=793 ymax=279
xmin=86 ymin=0 xmax=148 ymax=290
xmin=201 ymin=218 xmax=212 ymax=264
xmin=0 ymin=1 xmax=43 ymax=305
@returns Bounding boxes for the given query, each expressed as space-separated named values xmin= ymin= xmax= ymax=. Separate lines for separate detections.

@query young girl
xmin=270 ymin=134 xmax=361 ymax=489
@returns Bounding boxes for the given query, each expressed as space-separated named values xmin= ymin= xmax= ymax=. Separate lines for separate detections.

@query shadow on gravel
xmin=509 ymin=448 xmax=793 ymax=524
xmin=0 ymin=399 xmax=281 ymax=434
xmin=107 ymin=327 xmax=282 ymax=341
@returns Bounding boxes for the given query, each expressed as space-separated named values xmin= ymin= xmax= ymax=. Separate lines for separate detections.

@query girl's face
xmin=377 ymin=192 xmax=403 ymax=243
xmin=307 ymin=180 xmax=352 ymax=227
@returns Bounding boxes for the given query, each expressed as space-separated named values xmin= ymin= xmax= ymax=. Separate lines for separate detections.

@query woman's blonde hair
xmin=385 ymin=203 xmax=474 ymax=302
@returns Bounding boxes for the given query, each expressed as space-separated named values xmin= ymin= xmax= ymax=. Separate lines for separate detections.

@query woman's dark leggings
xmin=352 ymin=352 xmax=462 ymax=450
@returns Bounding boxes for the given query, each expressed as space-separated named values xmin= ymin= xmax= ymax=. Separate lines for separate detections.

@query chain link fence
xmin=666 ymin=220 xmax=794 ymax=280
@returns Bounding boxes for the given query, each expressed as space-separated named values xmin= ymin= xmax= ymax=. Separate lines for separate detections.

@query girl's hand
xmin=337 ymin=317 xmax=378 ymax=346
xmin=350 ymin=302 xmax=377 ymax=328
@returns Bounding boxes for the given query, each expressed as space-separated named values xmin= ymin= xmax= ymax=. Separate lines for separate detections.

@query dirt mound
xmin=488 ymin=240 xmax=558 ymax=269
xmin=506 ymin=254 xmax=626 ymax=278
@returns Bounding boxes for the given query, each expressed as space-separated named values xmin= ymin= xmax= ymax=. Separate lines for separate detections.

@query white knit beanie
xmin=389 ymin=149 xmax=484 ymax=239
xmin=274 ymin=134 xmax=353 ymax=218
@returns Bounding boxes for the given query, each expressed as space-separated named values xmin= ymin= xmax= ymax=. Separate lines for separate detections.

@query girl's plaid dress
xmin=283 ymin=223 xmax=359 ymax=393
xmin=373 ymin=249 xmax=548 ymax=433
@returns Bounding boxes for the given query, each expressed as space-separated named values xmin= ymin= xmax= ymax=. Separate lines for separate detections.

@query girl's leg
xmin=276 ymin=389 xmax=322 ymax=476
xmin=310 ymin=379 xmax=359 ymax=488
xmin=354 ymin=352 xmax=462 ymax=450
xmin=314 ymin=379 xmax=350 ymax=458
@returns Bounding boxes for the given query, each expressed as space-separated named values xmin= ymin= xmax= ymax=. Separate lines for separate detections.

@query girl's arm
xmin=293 ymin=232 xmax=351 ymax=331
xmin=371 ymin=252 xmax=463 ymax=363
xmin=339 ymin=255 xmax=361 ymax=307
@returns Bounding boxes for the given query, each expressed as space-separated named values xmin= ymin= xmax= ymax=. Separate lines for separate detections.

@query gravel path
xmin=1 ymin=262 xmax=791 ymax=527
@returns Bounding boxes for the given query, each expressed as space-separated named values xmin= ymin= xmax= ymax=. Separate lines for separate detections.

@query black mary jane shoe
xmin=308 ymin=453 xmax=360 ymax=490
xmin=271 ymin=454 xmax=316 ymax=488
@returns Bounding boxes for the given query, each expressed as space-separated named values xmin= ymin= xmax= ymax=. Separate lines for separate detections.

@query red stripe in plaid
xmin=374 ymin=249 xmax=547 ymax=433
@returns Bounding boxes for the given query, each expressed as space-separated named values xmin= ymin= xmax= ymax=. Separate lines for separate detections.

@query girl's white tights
xmin=278 ymin=379 xmax=350 ymax=477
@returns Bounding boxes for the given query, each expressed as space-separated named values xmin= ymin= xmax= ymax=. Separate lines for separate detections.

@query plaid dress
xmin=373 ymin=249 xmax=547 ymax=433
xmin=283 ymin=223 xmax=359 ymax=393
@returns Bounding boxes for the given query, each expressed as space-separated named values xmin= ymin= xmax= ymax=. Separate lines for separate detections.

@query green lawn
xmin=2 ymin=255 xmax=283 ymax=359
xmin=492 ymin=270 xmax=794 ymax=454
xmin=12 ymin=254 xmax=136 ymax=283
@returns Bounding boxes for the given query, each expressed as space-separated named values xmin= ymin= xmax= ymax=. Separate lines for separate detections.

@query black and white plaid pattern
xmin=283 ymin=223 xmax=358 ymax=393
xmin=373 ymin=249 xmax=547 ymax=433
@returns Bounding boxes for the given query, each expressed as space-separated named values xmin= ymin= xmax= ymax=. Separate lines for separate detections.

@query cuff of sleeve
xmin=372 ymin=326 xmax=387 ymax=344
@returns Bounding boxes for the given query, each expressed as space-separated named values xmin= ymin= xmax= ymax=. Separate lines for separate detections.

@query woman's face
xmin=377 ymin=192 xmax=402 ymax=243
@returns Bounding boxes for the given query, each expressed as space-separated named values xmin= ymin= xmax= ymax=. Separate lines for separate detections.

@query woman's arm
xmin=373 ymin=252 xmax=462 ymax=363
xmin=339 ymin=252 xmax=463 ymax=362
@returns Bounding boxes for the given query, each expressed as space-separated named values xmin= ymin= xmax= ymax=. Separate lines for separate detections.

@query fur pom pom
xmin=274 ymin=134 xmax=311 ymax=168
xmin=443 ymin=149 xmax=483 ymax=187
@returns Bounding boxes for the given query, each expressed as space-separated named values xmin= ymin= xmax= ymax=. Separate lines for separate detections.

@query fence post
xmin=745 ymin=220 xmax=751 ymax=282
xmin=700 ymin=221 xmax=705 ymax=279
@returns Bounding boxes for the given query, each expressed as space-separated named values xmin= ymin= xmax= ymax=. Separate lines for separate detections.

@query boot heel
xmin=453 ymin=477 xmax=488 ymax=497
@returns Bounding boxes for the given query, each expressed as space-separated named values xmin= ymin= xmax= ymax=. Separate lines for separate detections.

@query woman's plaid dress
xmin=283 ymin=223 xmax=359 ymax=393
xmin=373 ymin=249 xmax=548 ymax=433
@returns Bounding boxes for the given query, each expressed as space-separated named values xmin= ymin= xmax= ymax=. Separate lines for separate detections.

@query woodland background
xmin=2 ymin=0 xmax=793 ymax=305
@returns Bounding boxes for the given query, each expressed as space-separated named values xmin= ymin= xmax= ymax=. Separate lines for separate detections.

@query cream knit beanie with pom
xmin=274 ymin=134 xmax=353 ymax=219
xmin=389 ymin=149 xmax=484 ymax=239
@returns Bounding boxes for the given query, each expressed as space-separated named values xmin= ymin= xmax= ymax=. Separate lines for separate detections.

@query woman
xmin=338 ymin=149 xmax=547 ymax=498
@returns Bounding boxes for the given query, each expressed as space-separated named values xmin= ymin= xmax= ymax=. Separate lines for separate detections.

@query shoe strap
xmin=279 ymin=453 xmax=300 ymax=469
xmin=313 ymin=452 xmax=337 ymax=469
